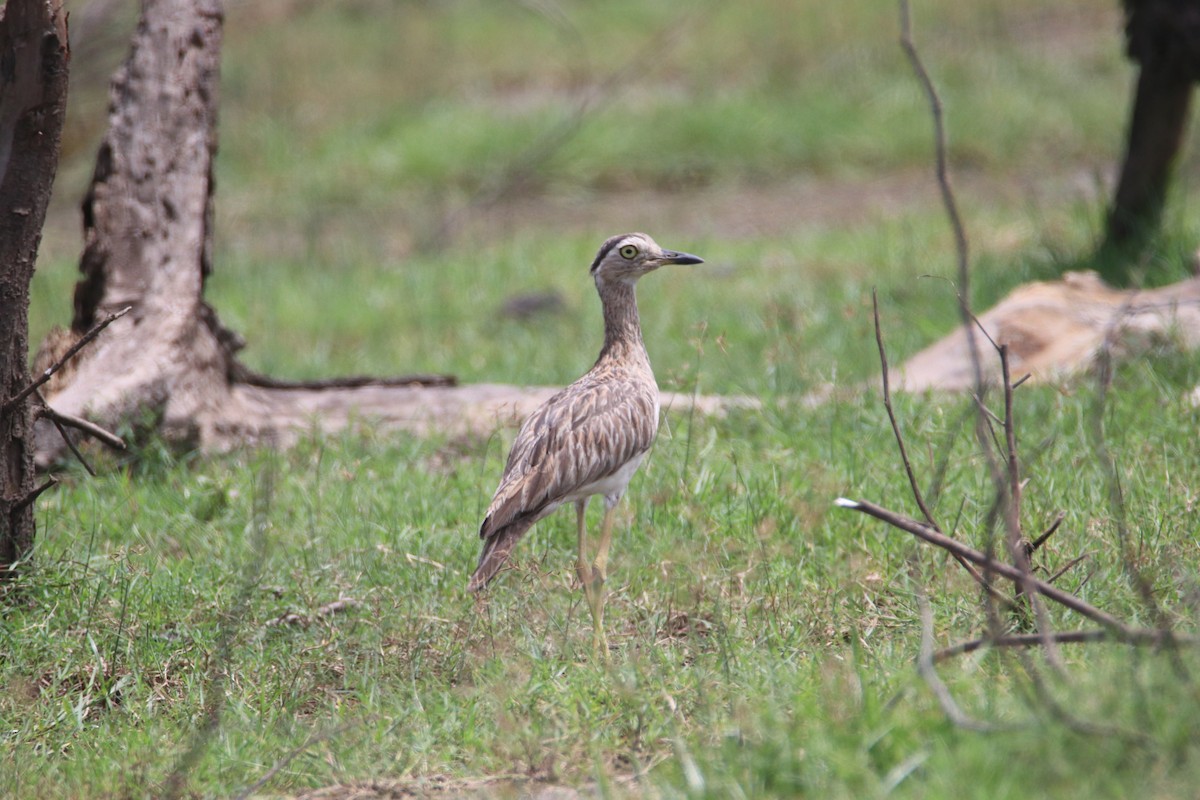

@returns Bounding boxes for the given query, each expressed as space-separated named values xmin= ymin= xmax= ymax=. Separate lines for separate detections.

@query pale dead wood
xmin=893 ymin=272 xmax=1200 ymax=392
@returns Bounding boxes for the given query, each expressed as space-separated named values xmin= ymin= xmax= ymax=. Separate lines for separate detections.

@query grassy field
xmin=7 ymin=0 xmax=1200 ymax=797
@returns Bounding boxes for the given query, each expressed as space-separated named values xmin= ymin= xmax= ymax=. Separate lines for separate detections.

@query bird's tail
xmin=468 ymin=519 xmax=534 ymax=592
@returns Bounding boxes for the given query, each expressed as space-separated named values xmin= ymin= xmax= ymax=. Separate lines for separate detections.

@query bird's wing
xmin=479 ymin=377 xmax=658 ymax=540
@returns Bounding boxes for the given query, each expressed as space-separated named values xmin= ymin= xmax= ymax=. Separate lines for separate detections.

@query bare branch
xmin=872 ymin=290 xmax=938 ymax=528
xmin=898 ymin=0 xmax=980 ymax=388
xmin=836 ymin=497 xmax=1131 ymax=635
xmin=873 ymin=292 xmax=1011 ymax=604
xmin=932 ymin=628 xmax=1198 ymax=663
xmin=1000 ymin=346 xmax=1022 ymax=516
xmin=2 ymin=306 xmax=130 ymax=414
xmin=232 ymin=720 xmax=364 ymax=800
xmin=37 ymin=402 xmax=126 ymax=450
xmin=999 ymin=345 xmax=1062 ymax=668
xmin=44 ymin=406 xmax=96 ymax=477
xmin=1029 ymin=511 xmax=1066 ymax=554
xmin=1046 ymin=553 xmax=1089 ymax=585
xmin=13 ymin=477 xmax=57 ymax=514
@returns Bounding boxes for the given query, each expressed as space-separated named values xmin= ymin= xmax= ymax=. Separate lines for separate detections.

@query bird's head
xmin=589 ymin=232 xmax=703 ymax=285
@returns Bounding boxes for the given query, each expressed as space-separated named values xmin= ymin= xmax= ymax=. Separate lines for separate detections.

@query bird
xmin=468 ymin=232 xmax=703 ymax=655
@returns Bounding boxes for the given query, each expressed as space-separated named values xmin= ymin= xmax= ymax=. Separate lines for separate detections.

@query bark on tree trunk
xmin=33 ymin=0 xmax=747 ymax=468
xmin=0 ymin=0 xmax=69 ymax=574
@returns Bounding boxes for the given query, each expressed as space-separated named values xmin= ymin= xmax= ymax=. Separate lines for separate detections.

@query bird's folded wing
xmin=479 ymin=379 xmax=657 ymax=540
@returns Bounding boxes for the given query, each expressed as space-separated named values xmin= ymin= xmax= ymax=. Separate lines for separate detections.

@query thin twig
xmin=161 ymin=462 xmax=274 ymax=799
xmin=933 ymin=628 xmax=1198 ymax=662
xmin=1046 ymin=553 xmax=1089 ymax=585
xmin=999 ymin=346 xmax=1062 ymax=668
xmin=2 ymin=306 xmax=131 ymax=414
xmin=1000 ymin=346 xmax=1022 ymax=520
xmin=898 ymin=0 xmax=980 ymax=389
xmin=872 ymin=290 xmax=938 ymax=528
xmin=232 ymin=720 xmax=363 ymax=800
xmin=873 ymin=292 xmax=1008 ymax=602
xmin=13 ymin=477 xmax=58 ymax=513
xmin=1029 ymin=511 xmax=1065 ymax=554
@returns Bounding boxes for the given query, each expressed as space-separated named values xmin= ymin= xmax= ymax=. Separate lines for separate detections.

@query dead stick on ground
xmin=2 ymin=306 xmax=131 ymax=414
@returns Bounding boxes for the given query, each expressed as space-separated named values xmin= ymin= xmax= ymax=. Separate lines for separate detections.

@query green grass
xmin=4 ymin=360 xmax=1200 ymax=797
xmin=11 ymin=0 xmax=1200 ymax=796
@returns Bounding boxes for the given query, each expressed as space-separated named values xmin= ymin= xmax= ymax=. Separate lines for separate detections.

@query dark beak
xmin=662 ymin=249 xmax=704 ymax=266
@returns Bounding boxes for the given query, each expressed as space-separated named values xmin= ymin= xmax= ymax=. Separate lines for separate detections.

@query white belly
xmin=565 ymin=451 xmax=647 ymax=506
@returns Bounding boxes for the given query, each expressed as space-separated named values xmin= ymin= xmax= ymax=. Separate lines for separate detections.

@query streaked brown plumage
xmin=468 ymin=233 xmax=703 ymax=653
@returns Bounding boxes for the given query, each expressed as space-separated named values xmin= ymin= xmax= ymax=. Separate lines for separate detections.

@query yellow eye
xmin=619 ymin=244 xmax=638 ymax=259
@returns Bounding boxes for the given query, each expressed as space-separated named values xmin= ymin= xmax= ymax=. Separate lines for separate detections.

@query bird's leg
xmin=575 ymin=498 xmax=593 ymax=589
xmin=574 ymin=498 xmax=608 ymax=657
xmin=592 ymin=501 xmax=617 ymax=579
xmin=586 ymin=503 xmax=618 ymax=656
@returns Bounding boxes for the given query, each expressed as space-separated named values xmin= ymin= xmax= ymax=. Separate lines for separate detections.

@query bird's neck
xmin=596 ymin=277 xmax=648 ymax=363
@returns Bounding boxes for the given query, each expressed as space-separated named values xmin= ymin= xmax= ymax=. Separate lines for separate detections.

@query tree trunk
xmin=33 ymin=0 xmax=747 ymax=468
xmin=0 ymin=0 xmax=69 ymax=574
xmin=1100 ymin=0 xmax=1200 ymax=271
xmin=1101 ymin=63 xmax=1193 ymax=259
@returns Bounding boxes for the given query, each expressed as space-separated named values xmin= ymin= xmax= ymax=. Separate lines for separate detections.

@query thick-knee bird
xmin=468 ymin=232 xmax=703 ymax=654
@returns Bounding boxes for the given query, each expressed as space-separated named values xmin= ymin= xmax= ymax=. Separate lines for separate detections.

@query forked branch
xmin=836 ymin=497 xmax=1130 ymax=635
